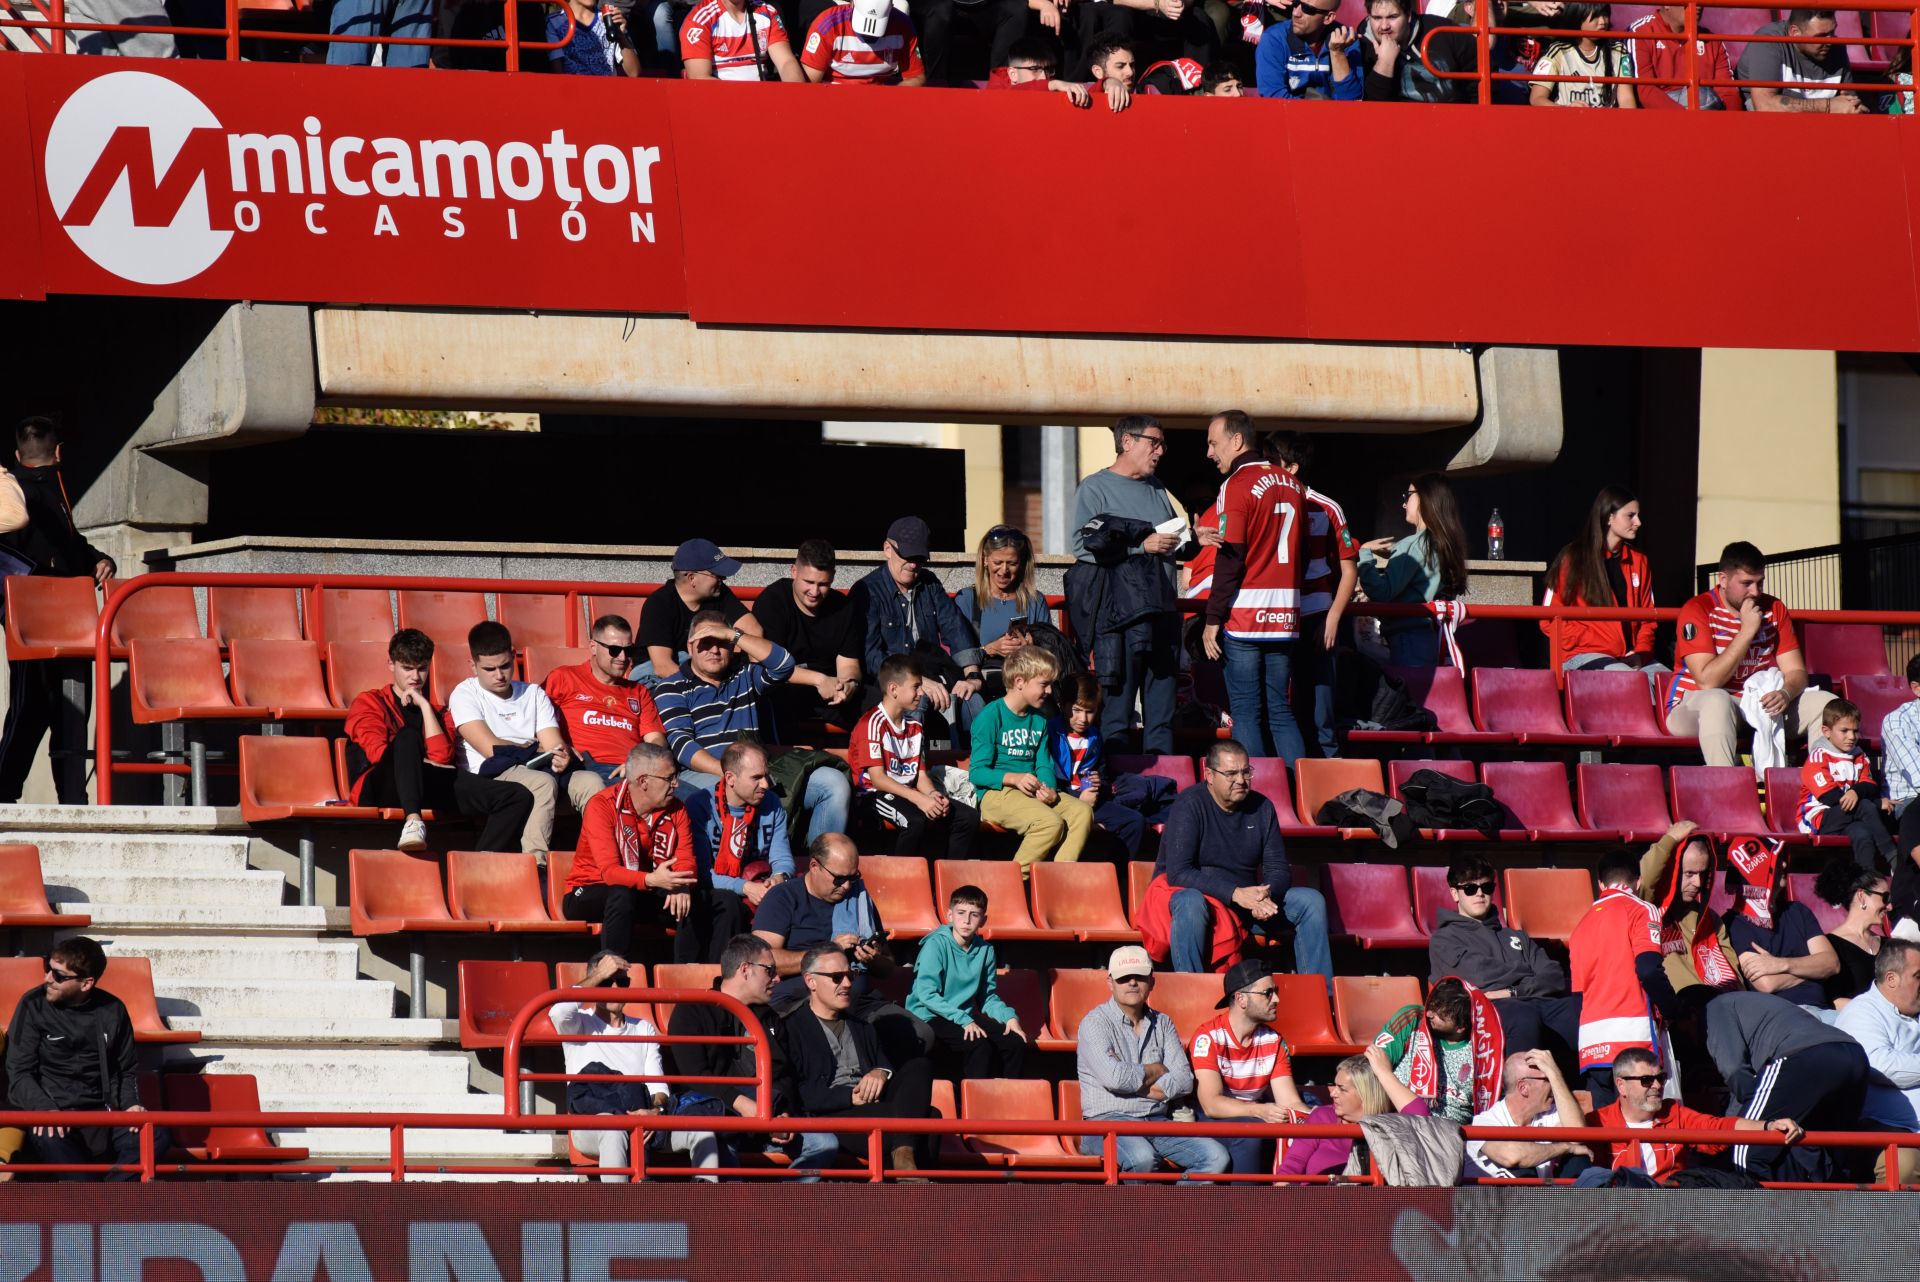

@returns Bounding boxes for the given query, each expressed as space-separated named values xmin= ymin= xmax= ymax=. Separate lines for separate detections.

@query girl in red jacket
xmin=1542 ymin=485 xmax=1664 ymax=684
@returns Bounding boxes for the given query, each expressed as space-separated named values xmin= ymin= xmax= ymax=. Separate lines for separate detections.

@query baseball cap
xmin=672 ymin=538 xmax=742 ymax=577
xmin=851 ymin=0 xmax=892 ymax=37
xmin=1107 ymin=945 xmax=1154 ymax=980
xmin=885 ymin=516 xmax=931 ymax=561
xmin=1215 ymin=958 xmax=1271 ymax=1008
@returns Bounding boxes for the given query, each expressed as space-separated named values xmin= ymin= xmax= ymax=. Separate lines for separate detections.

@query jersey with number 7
xmin=1216 ymin=458 xmax=1308 ymax=642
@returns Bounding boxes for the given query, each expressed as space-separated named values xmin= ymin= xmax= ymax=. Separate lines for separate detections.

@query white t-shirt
xmin=1463 ymin=1100 xmax=1562 ymax=1180
xmin=449 ymin=676 xmax=559 ymax=773
xmin=548 ymin=1002 xmax=667 ymax=1100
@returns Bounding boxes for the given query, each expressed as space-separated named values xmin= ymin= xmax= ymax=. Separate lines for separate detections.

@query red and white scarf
xmin=1725 ymin=834 xmax=1785 ymax=929
xmin=1408 ymin=976 xmax=1504 ymax=1117
xmin=1428 ymin=600 xmax=1470 ymax=674
xmin=711 ymin=782 xmax=752 ymax=880
xmin=611 ymin=781 xmax=679 ymax=873
xmin=1654 ymin=837 xmax=1739 ymax=989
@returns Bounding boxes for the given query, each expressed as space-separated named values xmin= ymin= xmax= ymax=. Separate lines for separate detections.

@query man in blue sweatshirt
xmin=1256 ymin=0 xmax=1363 ymax=98
xmin=1155 ymin=739 xmax=1332 ymax=986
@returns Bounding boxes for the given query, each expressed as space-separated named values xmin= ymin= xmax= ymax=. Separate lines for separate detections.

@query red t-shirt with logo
xmin=1668 ymin=589 xmax=1798 ymax=708
xmin=801 ymin=3 xmax=923 ymax=83
xmin=542 ymin=662 xmax=664 ymax=764
xmin=680 ymin=0 xmax=789 ymax=80
xmin=1190 ymin=1011 xmax=1291 ymax=1102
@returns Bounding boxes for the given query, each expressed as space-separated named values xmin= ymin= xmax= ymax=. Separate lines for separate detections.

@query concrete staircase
xmin=7 ymin=806 xmax=565 ymax=1174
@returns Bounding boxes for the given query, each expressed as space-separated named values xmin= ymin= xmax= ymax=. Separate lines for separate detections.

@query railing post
xmin=1683 ymin=0 xmax=1699 ymax=109
xmin=1475 ymin=0 xmax=1491 ymax=104
xmin=1102 ymin=1132 xmax=1117 ymax=1186
xmin=503 ymin=0 xmax=519 ymax=73
xmin=390 ymin=1124 xmax=406 ymax=1182
xmin=139 ymin=1120 xmax=156 ymax=1182
xmin=632 ymin=1120 xmax=648 ymax=1182
xmin=868 ymin=1126 xmax=884 ymax=1183
xmin=48 ymin=0 xmax=64 ymax=52
xmin=1888 ymin=1142 xmax=1902 ymax=1190
xmin=225 ymin=0 xmax=240 ymax=60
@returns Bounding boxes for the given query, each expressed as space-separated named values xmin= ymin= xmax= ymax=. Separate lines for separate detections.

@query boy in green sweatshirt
xmin=905 ymin=884 xmax=1029 ymax=1079
xmin=968 ymin=645 xmax=1093 ymax=874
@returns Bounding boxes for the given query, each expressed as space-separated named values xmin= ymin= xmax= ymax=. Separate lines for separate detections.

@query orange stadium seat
xmin=1250 ymin=757 xmax=1338 ymax=838
xmin=1127 ymin=861 xmax=1155 ymax=926
xmin=1270 ymin=973 xmax=1358 ymax=1057
xmin=1801 ymin=622 xmax=1890 ymax=680
xmin=1148 ymin=971 xmax=1226 ymax=1044
xmin=585 ymin=595 xmax=647 ymax=632
xmin=325 ymin=640 xmax=393 ymax=709
xmin=1331 ymin=974 xmax=1421 ymax=1046
xmin=128 ymin=638 xmax=267 ymax=724
xmin=524 ymin=645 xmax=590 ymax=683
xmin=1501 ymin=867 xmax=1594 ymax=944
xmin=651 ymin=963 xmax=720 ymax=1034
xmin=1564 ymin=670 xmax=1683 ymax=748
xmin=556 ymin=960 xmax=655 ymax=1030
xmin=1842 ymin=673 xmax=1908 ymax=744
xmin=1324 ymin=864 xmax=1426 ymax=949
xmin=1057 ymin=1080 xmax=1091 ymax=1161
xmin=857 ymin=855 xmax=940 ymax=940
xmin=498 ymin=593 xmax=575 ymax=649
xmin=1482 ymin=761 xmax=1606 ymax=842
xmin=308 ymin=588 xmax=394 ymax=645
xmin=1473 ymin=668 xmax=1601 ymax=746
xmin=227 ymin=640 xmax=344 ymax=720
xmin=208 ymin=586 xmax=303 ymax=645
xmin=109 ymin=585 xmax=201 ymax=652
xmin=933 ymin=861 xmax=1072 ymax=942
xmin=1670 ymin=766 xmax=1772 ymax=841
xmin=0 ymin=956 xmax=45 ymax=1030
xmin=348 ymin=849 xmax=489 ymax=938
xmin=1293 ymin=758 xmax=1383 ymax=833
xmin=1037 ymin=968 xmax=1107 ymax=1052
xmin=994 ymin=967 xmax=1048 ymax=1036
xmin=458 ymin=959 xmax=553 ymax=1048
xmin=430 ymin=645 xmax=473 ymax=706
xmin=547 ymin=851 xmax=593 ymax=930
xmin=0 ymin=843 xmax=91 ymax=929
xmin=5 ymin=576 xmax=99 ymax=660
xmin=163 ymin=1073 xmax=307 ymax=1163
xmin=1110 ymin=754 xmax=1197 ymax=789
xmin=397 ymin=590 xmax=489 ymax=643
xmin=1388 ymin=759 xmax=1479 ymax=841
xmin=1029 ymin=861 xmax=1139 ymax=943
xmin=447 ymin=849 xmax=589 ymax=933
xmin=962 ymin=1078 xmax=1100 ymax=1169
xmin=1396 ymin=665 xmax=1512 ymax=746
xmin=238 ymin=735 xmax=383 ymax=822
xmin=1576 ymin=762 xmax=1673 ymax=843
xmin=99 ymin=956 xmax=201 ymax=1044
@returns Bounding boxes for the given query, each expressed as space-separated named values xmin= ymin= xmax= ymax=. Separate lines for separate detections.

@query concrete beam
xmin=314 ymin=310 xmax=1481 ymax=429
xmin=134 ymin=302 xmax=316 ymax=452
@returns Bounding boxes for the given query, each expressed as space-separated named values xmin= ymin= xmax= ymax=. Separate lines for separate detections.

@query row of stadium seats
xmin=0 ymin=954 xmax=198 ymax=1044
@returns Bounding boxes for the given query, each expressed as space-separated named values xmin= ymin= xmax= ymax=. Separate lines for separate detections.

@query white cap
xmin=1107 ymin=945 xmax=1154 ymax=980
xmin=851 ymin=0 xmax=890 ymax=38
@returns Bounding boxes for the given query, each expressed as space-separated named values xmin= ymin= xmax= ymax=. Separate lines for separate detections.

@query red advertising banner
xmin=0 ymin=57 xmax=47 ymax=302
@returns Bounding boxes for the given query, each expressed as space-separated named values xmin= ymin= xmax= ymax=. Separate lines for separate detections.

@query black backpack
xmin=1397 ymin=769 xmax=1511 ymax=839
xmin=1334 ymin=652 xmax=1438 ymax=737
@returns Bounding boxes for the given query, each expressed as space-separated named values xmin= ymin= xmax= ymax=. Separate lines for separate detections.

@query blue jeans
xmin=788 ymin=1130 xmax=843 ymax=1182
xmin=1169 ymin=886 xmax=1331 ymax=992
xmin=1197 ymin=1110 xmax=1272 ymax=1175
xmin=1221 ymin=637 xmax=1305 ymax=764
xmin=1385 ymin=625 xmax=1438 ymax=668
xmin=1292 ymin=618 xmax=1337 ymax=759
xmin=1078 ymin=1118 xmax=1229 ymax=1179
xmin=326 ymin=0 xmax=433 ymax=65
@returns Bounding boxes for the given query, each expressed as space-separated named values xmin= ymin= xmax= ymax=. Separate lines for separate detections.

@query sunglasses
xmin=692 ymin=637 xmax=736 ymax=652
xmin=1400 ymin=488 xmax=1416 ymax=502
xmin=810 ymin=969 xmax=854 ymax=985
xmin=1296 ymin=1 xmax=1338 ymax=14
xmin=1113 ymin=973 xmax=1152 ymax=985
xmin=1241 ymin=986 xmax=1279 ymax=1001
xmin=985 ymin=525 xmax=1030 ymax=547
xmin=1616 ymin=1073 xmax=1666 ymax=1087
xmin=593 ymin=639 xmax=641 ymax=659
xmin=45 ymin=959 xmax=84 ymax=983
xmin=820 ymin=869 xmax=859 ymax=887
xmin=1453 ymin=880 xmax=1497 ymax=897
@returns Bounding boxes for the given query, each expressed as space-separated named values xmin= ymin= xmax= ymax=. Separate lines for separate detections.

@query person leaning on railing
xmin=1528 ymin=2 xmax=1638 ymax=107
xmin=1358 ymin=0 xmax=1463 ymax=101
xmin=1626 ymin=2 xmax=1743 ymax=110
xmin=1735 ymin=9 xmax=1861 ymax=112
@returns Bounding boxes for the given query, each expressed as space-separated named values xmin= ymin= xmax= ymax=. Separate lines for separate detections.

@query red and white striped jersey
xmin=1215 ymin=458 xmax=1308 ymax=641
xmin=800 ymin=2 xmax=923 ymax=83
xmin=848 ymin=703 xmax=924 ymax=793
xmin=1301 ymin=487 xmax=1357 ymax=617
xmin=1798 ymin=742 xmax=1875 ymax=832
xmin=1668 ymin=589 xmax=1799 ymax=709
xmin=1189 ymin=1012 xmax=1291 ymax=1101
xmin=680 ymin=0 xmax=789 ymax=80
xmin=1569 ymin=887 xmax=1661 ymax=1070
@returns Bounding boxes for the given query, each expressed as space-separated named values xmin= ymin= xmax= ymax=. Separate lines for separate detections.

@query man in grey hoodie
xmin=1427 ymin=857 xmax=1580 ymax=1065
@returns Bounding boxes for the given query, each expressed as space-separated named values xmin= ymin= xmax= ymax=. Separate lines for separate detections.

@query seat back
xmin=129 ymin=638 xmax=239 ymax=719
xmin=1269 ymin=972 xmax=1350 ymax=1052
xmin=1787 ymin=872 xmax=1848 ymax=933
xmin=555 ymin=961 xmax=655 ymax=1033
xmin=1457 ymin=620 xmax=1521 ymax=671
xmin=458 ymin=960 xmax=553 ymax=1048
xmin=325 ymin=640 xmax=395 ymax=709
xmin=1150 ymin=971 xmax=1226 ymax=1045
xmin=1294 ymin=758 xmax=1385 ymax=824
xmin=498 ymin=594 xmax=575 ymax=649
xmin=1331 ymin=975 xmax=1422 ymax=1046
xmin=1030 ymin=862 xmax=1131 ymax=933
xmin=962 ymin=1078 xmax=1060 ymax=1158
xmin=651 ymin=963 xmax=722 ymax=1034
xmin=1044 ymin=968 xmax=1111 ymax=1046
xmin=1248 ymin=757 xmax=1308 ymax=826
xmin=1394 ymin=664 xmax=1477 ymax=735
xmin=994 ymin=968 xmax=1049 ymax=1037
xmin=431 ymin=645 xmax=474 ymax=706
xmin=1501 ymin=867 xmax=1595 ymax=943
xmin=6 ymin=576 xmax=99 ymax=656
xmin=110 ymin=585 xmax=201 ymax=648
xmin=547 ymin=850 xmax=579 ymax=921
xmin=585 ymin=595 xmax=648 ymax=635
xmin=98 ymin=955 xmax=178 ymax=1040
xmin=350 ymin=849 xmax=455 ymax=930
xmin=1576 ymin=763 xmax=1672 ymax=834
xmin=209 ymin=587 xmax=303 ymax=644
xmin=1670 ymin=766 xmax=1767 ymax=834
xmin=1387 ymin=758 xmax=1476 ymax=799
xmin=1473 ymin=668 xmax=1573 ymax=736
xmin=858 ymin=856 xmax=941 ymax=937
xmin=525 ymin=646 xmax=591 ymax=684
xmin=397 ymin=590 xmax=490 ymax=643
xmin=1324 ymin=863 xmax=1424 ymax=945
xmin=309 ymin=588 xmax=394 ymax=645
xmin=1482 ymin=761 xmax=1580 ymax=831
xmin=1127 ymin=861 xmax=1156 ymax=926
xmin=163 ymin=1072 xmax=277 ymax=1152
xmin=934 ymin=860 xmax=1043 ymax=932
xmin=228 ymin=640 xmax=331 ymax=711
xmin=1565 ymin=670 xmax=1664 ymax=737
xmin=239 ymin=735 xmax=344 ymax=813
xmin=1762 ymin=768 xmax=1803 ymax=835
xmin=1411 ymin=864 xmax=1504 ymax=934
xmin=1841 ymin=673 xmax=1909 ymax=742
xmin=1801 ymin=622 xmax=1890 ymax=679
xmin=447 ymin=849 xmax=553 ymax=924
xmin=0 ymin=955 xmax=47 ymax=1030
xmin=0 ymin=843 xmax=59 ymax=916
xmin=1109 ymin=755 xmax=1198 ymax=789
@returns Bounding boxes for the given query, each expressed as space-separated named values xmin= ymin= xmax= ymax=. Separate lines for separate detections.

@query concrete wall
xmin=1696 ymin=349 xmax=1842 ymax=565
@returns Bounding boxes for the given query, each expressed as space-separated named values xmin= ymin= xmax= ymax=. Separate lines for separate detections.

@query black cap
xmin=1215 ymin=958 xmax=1272 ymax=1008
xmin=885 ymin=516 xmax=931 ymax=561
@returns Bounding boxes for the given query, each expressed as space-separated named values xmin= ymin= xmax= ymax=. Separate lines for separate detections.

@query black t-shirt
xmin=753 ymin=579 xmax=863 ymax=679
xmin=1728 ymin=903 xmax=1828 ymax=1008
xmin=636 ymin=582 xmax=751 ymax=657
xmin=758 ymin=876 xmax=885 ymax=1003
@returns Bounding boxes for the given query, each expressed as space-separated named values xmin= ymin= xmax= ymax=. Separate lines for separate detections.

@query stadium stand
xmin=0 ymin=842 xmax=91 ymax=929
xmin=208 ymin=586 xmax=304 ymax=646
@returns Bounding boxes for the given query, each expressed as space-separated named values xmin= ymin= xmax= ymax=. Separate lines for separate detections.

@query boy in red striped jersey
xmin=849 ymin=654 xmax=978 ymax=857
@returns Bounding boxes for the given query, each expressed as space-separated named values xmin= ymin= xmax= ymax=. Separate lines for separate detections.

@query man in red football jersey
xmin=542 ymin=613 xmax=668 ymax=802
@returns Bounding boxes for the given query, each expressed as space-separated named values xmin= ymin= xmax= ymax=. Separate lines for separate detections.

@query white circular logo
xmin=43 ymin=71 xmax=233 ymax=286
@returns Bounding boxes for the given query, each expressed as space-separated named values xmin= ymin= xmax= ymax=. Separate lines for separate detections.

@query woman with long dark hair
xmin=1542 ymin=485 xmax=1662 ymax=680
xmin=1359 ymin=472 xmax=1469 ymax=667
xmin=1815 ymin=859 xmax=1890 ymax=1009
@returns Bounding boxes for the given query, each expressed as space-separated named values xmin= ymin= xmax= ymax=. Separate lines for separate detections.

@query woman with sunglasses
xmin=954 ymin=524 xmax=1052 ymax=699
xmin=1816 ymin=859 xmax=1891 ymax=1009
xmin=1358 ymin=472 xmax=1469 ymax=667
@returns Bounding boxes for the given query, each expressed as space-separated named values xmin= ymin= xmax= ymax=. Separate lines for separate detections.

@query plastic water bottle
xmin=1487 ymin=509 xmax=1505 ymax=561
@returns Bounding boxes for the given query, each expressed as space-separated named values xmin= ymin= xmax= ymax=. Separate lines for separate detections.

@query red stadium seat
xmin=651 ymin=963 xmax=721 ymax=1035
xmin=1842 ymin=674 xmax=1909 ymax=743
xmin=1395 ymin=665 xmax=1513 ymax=745
xmin=325 ymin=640 xmax=394 ymax=709
xmin=547 ymin=851 xmax=594 ymax=931
xmin=1576 ymin=763 xmax=1673 ymax=843
xmin=1565 ymin=669 xmax=1684 ymax=748
xmin=1482 ymin=761 xmax=1609 ymax=842
xmin=458 ymin=959 xmax=553 ymax=1049
xmin=1030 ymin=861 xmax=1139 ymax=943
xmin=585 ymin=595 xmax=647 ymax=633
xmin=1458 ymin=620 xmax=1522 ymax=671
xmin=1324 ymin=864 xmax=1427 ymax=948
xmin=857 ymin=855 xmax=941 ymax=940
xmin=1473 ymin=668 xmax=1601 ymax=746
xmin=933 ymin=861 xmax=1072 ymax=942
xmin=1249 ymin=757 xmax=1338 ymax=838
xmin=1410 ymin=864 xmax=1504 ymax=935
xmin=238 ymin=735 xmax=382 ymax=822
xmin=525 ymin=645 xmax=590 ymax=683
xmin=1331 ymin=974 xmax=1422 ymax=1046
xmin=1127 ymin=860 xmax=1156 ymax=926
xmin=447 ymin=849 xmax=589 ymax=933
xmin=994 ymin=967 xmax=1049 ymax=1037
xmin=348 ymin=848 xmax=490 ymax=938
xmin=498 ymin=593 xmax=575 ymax=649
xmin=99 ymin=956 xmax=201 ymax=1044
xmin=0 ymin=843 xmax=91 ymax=929
xmin=1761 ymin=767 xmax=1837 ymax=846
xmin=109 ymin=585 xmax=201 ymax=652
xmin=128 ymin=638 xmax=268 ymax=723
xmin=1801 ymin=622 xmax=1889 ymax=680
xmin=430 ymin=645 xmax=473 ymax=706
xmin=1501 ymin=867 xmax=1594 ymax=943
xmin=1388 ymin=759 xmax=1479 ymax=840
xmin=397 ymin=590 xmax=489 ymax=644
xmin=1037 ymin=968 xmax=1108 ymax=1052
xmin=0 ymin=956 xmax=44 ymax=1031
xmin=208 ymin=586 xmax=303 ymax=645
xmin=1294 ymin=758 xmax=1384 ymax=833
xmin=228 ymin=640 xmax=344 ymax=720
xmin=1110 ymin=755 xmax=1198 ymax=789
xmin=1788 ymin=873 xmax=1848 ymax=934
xmin=163 ymin=1073 xmax=308 ymax=1163
xmin=5 ymin=576 xmax=99 ymax=660
xmin=962 ymin=1078 xmax=1100 ymax=1168
xmin=1270 ymin=973 xmax=1359 ymax=1056
xmin=1670 ymin=766 xmax=1771 ymax=841
xmin=308 ymin=588 xmax=394 ymax=645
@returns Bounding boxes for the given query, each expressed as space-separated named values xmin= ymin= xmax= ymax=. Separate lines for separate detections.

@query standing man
xmin=751 ymin=539 xmax=863 ymax=738
xmin=1068 ymin=415 xmax=1194 ymax=755
xmin=1703 ymin=990 xmax=1870 ymax=1184
xmin=634 ymin=539 xmax=763 ymax=682
xmin=1569 ymin=844 xmax=1679 ymax=1107
xmin=1265 ymin=431 xmax=1357 ymax=759
xmin=1200 ymin=409 xmax=1309 ymax=764
xmin=541 ymin=612 xmax=668 ymax=793
xmin=855 ymin=517 xmax=983 ymax=745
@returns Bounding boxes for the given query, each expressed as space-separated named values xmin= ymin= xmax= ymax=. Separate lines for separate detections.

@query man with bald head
xmin=1463 ymin=1050 xmax=1592 ymax=1182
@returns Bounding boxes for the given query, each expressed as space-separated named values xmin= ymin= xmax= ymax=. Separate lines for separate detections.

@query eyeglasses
xmin=44 ymin=960 xmax=84 ymax=983
xmin=1241 ymin=986 xmax=1279 ymax=1001
xmin=743 ymin=961 xmax=778 ymax=978
xmin=1126 ymin=431 xmax=1168 ymax=451
xmin=639 ymin=772 xmax=679 ymax=788
xmin=593 ymin=639 xmax=641 ymax=659
xmin=1211 ymin=768 xmax=1253 ymax=781
xmin=1453 ymin=880 xmax=1497 ymax=897
xmin=1006 ymin=62 xmax=1053 ymax=73
xmin=1866 ymin=887 xmax=1891 ymax=902
xmin=1616 ymin=1073 xmax=1666 ymax=1087
xmin=809 ymin=969 xmax=854 ymax=985
xmin=821 ymin=869 xmax=859 ymax=887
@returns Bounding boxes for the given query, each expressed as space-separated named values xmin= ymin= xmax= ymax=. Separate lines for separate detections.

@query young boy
xmin=1049 ymin=672 xmax=1176 ymax=860
xmin=849 ymin=655 xmax=979 ymax=857
xmin=1799 ymin=698 xmax=1897 ymax=872
xmin=969 ymin=646 xmax=1093 ymax=874
xmin=905 ymin=885 xmax=1028 ymax=1080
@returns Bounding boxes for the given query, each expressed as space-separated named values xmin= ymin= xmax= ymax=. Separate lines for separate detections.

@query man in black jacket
xmin=4 ymin=936 xmax=156 ymax=1180
xmin=1427 ymin=856 xmax=1580 ymax=1064
xmin=0 ymin=417 xmax=115 ymax=805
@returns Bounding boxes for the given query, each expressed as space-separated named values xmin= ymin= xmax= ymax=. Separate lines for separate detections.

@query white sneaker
xmin=397 ymin=817 xmax=428 ymax=852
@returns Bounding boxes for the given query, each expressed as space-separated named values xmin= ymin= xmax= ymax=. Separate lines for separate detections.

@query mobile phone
xmin=523 ymin=749 xmax=556 ymax=771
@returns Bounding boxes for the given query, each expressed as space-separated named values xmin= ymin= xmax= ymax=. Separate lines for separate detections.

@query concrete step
xmin=154 ymin=977 xmax=397 ymax=1021
xmin=165 ymin=1017 xmax=456 ymax=1046
xmin=273 ymin=1125 xmax=566 ymax=1161
xmin=23 ymin=832 xmax=254 ymax=874
xmin=42 ymin=868 xmax=288 ymax=910
xmin=0 ymin=805 xmax=243 ymax=833
xmin=57 ymin=903 xmax=328 ymax=933
xmin=100 ymin=935 xmax=362 ymax=982
xmin=168 ymin=1047 xmax=474 ymax=1097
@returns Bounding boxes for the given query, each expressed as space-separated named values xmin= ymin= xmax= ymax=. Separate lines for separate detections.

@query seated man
xmin=653 ymin=609 xmax=850 ymax=840
xmin=541 ymin=612 xmax=667 ymax=791
xmin=1463 ymin=1050 xmax=1593 ymax=1182
xmin=1427 ymin=856 xmax=1580 ymax=1060
xmin=1075 ymin=945 xmax=1229 ymax=1179
xmin=1639 ymin=820 xmax=1744 ymax=998
xmin=1735 ymin=9 xmax=1858 ymax=112
xmin=778 ymin=942 xmax=935 ymax=1177
xmin=1580 ymin=1046 xmax=1801 ymax=1185
xmin=1142 ymin=739 xmax=1331 ymax=983
xmin=1374 ymin=977 xmax=1504 ymax=1125
xmin=450 ymin=621 xmax=588 ymax=861
xmin=634 ymin=539 xmax=763 ymax=682
xmin=563 ymin=743 xmax=736 ymax=963
xmin=750 ymin=539 xmax=861 ymax=739
xmin=550 ymin=951 xmax=719 ymax=1182
xmin=1702 ymin=989 xmax=1869 ymax=1184
xmin=1723 ymin=835 xmax=1838 ymax=1007
xmin=1834 ymin=938 xmax=1920 ymax=1185
xmin=684 ymin=741 xmax=795 ymax=916
xmin=4 ymin=937 xmax=157 ymax=1181
xmin=856 ymin=516 xmax=985 ymax=745
xmin=1189 ymin=958 xmax=1310 ymax=1174
xmin=344 ymin=628 xmax=534 ymax=853
xmin=1255 ymin=0 xmax=1360 ymax=99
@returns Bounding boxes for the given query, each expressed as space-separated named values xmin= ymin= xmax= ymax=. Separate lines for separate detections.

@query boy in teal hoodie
xmin=969 ymin=645 xmax=1092 ymax=874
xmin=906 ymin=884 xmax=1028 ymax=1079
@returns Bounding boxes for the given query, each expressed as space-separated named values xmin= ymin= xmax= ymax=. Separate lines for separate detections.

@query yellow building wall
xmin=1696 ymin=349 xmax=1841 ymax=566
xmin=937 ymin=423 xmax=1008 ymax=551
